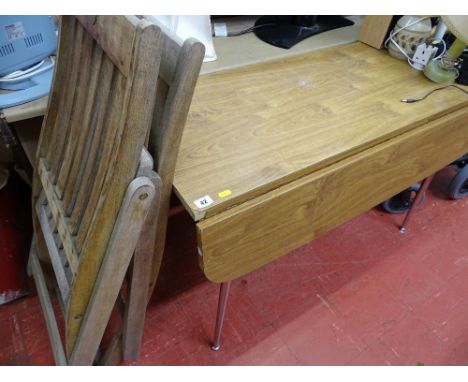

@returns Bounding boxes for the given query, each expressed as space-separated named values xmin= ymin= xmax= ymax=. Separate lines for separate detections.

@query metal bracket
xmin=0 ymin=113 xmax=18 ymax=149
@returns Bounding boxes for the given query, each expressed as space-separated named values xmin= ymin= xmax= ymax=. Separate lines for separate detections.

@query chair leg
xmin=399 ymin=174 xmax=435 ymax=233
xmin=122 ymin=250 xmax=153 ymax=361
xmin=69 ymin=177 xmax=155 ymax=365
xmin=27 ymin=234 xmax=37 ymax=276
xmin=29 ymin=247 xmax=67 ymax=365
xmin=211 ymin=281 xmax=232 ymax=351
xmin=122 ymin=171 xmax=162 ymax=361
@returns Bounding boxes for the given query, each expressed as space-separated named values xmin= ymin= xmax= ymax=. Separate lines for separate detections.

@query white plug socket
xmin=411 ymin=43 xmax=438 ymax=70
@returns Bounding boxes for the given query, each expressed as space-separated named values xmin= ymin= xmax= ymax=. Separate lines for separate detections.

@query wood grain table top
xmin=1 ymin=95 xmax=48 ymax=123
xmin=173 ymin=42 xmax=468 ymax=221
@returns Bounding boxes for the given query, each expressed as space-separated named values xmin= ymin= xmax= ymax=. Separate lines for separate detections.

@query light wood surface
xmin=197 ymin=107 xmax=468 ymax=282
xmin=358 ymin=16 xmax=393 ymax=49
xmin=174 ymin=42 xmax=468 ymax=221
xmin=1 ymin=97 xmax=48 ymax=123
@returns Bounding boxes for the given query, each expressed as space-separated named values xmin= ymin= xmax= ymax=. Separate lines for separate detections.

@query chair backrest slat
xmin=56 ymin=34 xmax=103 ymax=201
xmin=74 ymin=71 xmax=128 ymax=249
xmin=35 ymin=18 xmax=75 ymax=165
xmin=45 ymin=20 xmax=84 ymax=182
xmin=75 ymin=16 xmax=140 ymax=78
xmin=157 ymin=35 xmax=183 ymax=85
xmin=62 ymin=54 xmax=113 ymax=216
xmin=68 ymin=58 xmax=116 ymax=232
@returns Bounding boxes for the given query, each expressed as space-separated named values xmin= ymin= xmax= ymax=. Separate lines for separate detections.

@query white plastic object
xmin=434 ymin=20 xmax=447 ymax=40
xmin=386 ymin=16 xmax=432 ymax=61
xmin=144 ymin=15 xmax=217 ymax=62
xmin=0 ymin=57 xmax=55 ymax=83
xmin=411 ymin=43 xmax=438 ymax=70
xmin=213 ymin=23 xmax=228 ymax=37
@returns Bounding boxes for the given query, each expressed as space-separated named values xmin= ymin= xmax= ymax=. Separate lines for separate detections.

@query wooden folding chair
xmin=144 ymin=22 xmax=205 ymax=304
xmin=103 ymin=22 xmax=205 ymax=364
xmin=28 ymin=15 xmax=163 ymax=365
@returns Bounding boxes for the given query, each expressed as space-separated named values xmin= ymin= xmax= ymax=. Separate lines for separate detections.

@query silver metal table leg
xmin=211 ymin=281 xmax=232 ymax=351
xmin=399 ymin=174 xmax=435 ymax=233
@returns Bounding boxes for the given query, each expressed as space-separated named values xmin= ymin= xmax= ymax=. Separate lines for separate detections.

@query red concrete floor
xmin=0 ymin=171 xmax=31 ymax=306
xmin=2 ymin=166 xmax=468 ymax=366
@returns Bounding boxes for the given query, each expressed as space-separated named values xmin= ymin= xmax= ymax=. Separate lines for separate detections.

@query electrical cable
xmin=384 ymin=16 xmax=431 ymax=60
xmin=384 ymin=16 xmax=448 ymax=70
xmin=1 ymin=59 xmax=46 ymax=80
xmin=400 ymin=84 xmax=468 ymax=103
xmin=433 ymin=38 xmax=447 ymax=60
xmin=0 ymin=57 xmax=55 ymax=83
xmin=226 ymin=23 xmax=276 ymax=37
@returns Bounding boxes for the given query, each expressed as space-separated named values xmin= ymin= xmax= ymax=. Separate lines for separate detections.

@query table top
xmin=1 ymin=96 xmax=48 ymax=123
xmin=173 ymin=42 xmax=468 ymax=221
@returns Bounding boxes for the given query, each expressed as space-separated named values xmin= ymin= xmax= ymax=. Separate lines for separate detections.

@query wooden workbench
xmin=173 ymin=42 xmax=468 ymax=283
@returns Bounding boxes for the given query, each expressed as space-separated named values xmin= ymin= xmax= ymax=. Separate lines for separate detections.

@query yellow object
xmin=218 ymin=189 xmax=232 ymax=198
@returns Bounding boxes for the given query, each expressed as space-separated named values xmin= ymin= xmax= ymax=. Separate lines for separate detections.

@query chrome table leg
xmin=211 ymin=281 xmax=232 ymax=351
xmin=400 ymin=174 xmax=435 ymax=233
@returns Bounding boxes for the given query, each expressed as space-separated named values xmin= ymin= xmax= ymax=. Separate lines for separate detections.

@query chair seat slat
xmin=37 ymin=204 xmax=70 ymax=302
xmin=38 ymin=158 xmax=80 ymax=275
xmin=47 ymin=24 xmax=85 ymax=182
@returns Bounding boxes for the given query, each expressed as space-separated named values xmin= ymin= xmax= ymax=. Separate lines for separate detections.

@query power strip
xmin=411 ymin=43 xmax=439 ymax=70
